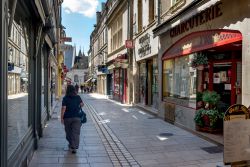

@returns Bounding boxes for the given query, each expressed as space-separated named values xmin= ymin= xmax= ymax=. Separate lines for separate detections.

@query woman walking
xmin=61 ymin=85 xmax=83 ymax=153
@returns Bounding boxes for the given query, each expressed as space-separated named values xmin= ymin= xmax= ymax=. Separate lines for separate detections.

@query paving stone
xmin=59 ymin=157 xmax=88 ymax=163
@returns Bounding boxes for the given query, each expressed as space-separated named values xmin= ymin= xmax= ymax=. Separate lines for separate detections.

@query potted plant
xmin=191 ymin=53 xmax=208 ymax=70
xmin=202 ymin=91 xmax=221 ymax=109
xmin=194 ymin=91 xmax=224 ymax=133
xmin=196 ymin=92 xmax=203 ymax=108
xmin=194 ymin=109 xmax=224 ymax=130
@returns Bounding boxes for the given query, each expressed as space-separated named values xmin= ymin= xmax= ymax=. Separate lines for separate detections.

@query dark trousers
xmin=64 ymin=117 xmax=81 ymax=149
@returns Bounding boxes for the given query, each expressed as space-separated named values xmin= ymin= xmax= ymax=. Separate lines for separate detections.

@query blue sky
xmin=62 ymin=0 xmax=106 ymax=56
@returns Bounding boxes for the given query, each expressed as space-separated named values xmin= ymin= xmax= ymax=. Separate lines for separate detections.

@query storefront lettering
xmin=138 ymin=33 xmax=151 ymax=58
xmin=170 ymin=2 xmax=223 ymax=38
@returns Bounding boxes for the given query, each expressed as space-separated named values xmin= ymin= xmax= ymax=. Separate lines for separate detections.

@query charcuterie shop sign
xmin=170 ymin=2 xmax=223 ymax=38
xmin=223 ymin=104 xmax=250 ymax=165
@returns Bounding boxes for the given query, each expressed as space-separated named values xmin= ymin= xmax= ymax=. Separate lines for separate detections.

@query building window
xmin=138 ymin=0 xmax=142 ymax=32
xmin=111 ymin=15 xmax=123 ymax=52
xmin=149 ymin=0 xmax=155 ymax=24
xmin=171 ymin=0 xmax=180 ymax=6
xmin=160 ymin=0 xmax=171 ymax=16
xmin=163 ymin=54 xmax=196 ymax=108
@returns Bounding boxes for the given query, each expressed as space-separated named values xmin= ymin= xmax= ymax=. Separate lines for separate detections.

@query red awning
xmin=162 ymin=29 xmax=242 ymax=60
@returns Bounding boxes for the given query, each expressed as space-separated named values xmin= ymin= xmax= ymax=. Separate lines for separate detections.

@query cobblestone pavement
xmin=29 ymin=93 xmax=229 ymax=167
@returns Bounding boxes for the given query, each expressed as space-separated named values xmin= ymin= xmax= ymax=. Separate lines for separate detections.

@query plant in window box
xmin=194 ymin=91 xmax=224 ymax=133
xmin=202 ymin=91 xmax=221 ymax=109
xmin=190 ymin=53 xmax=208 ymax=70
xmin=196 ymin=92 xmax=203 ymax=108
xmin=194 ymin=109 xmax=224 ymax=130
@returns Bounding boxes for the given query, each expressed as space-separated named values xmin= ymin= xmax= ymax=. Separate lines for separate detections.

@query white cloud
xmin=62 ymin=0 xmax=99 ymax=18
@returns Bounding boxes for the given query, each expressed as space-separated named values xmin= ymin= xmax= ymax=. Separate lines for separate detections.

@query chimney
xmin=101 ymin=2 xmax=106 ymax=11
xmin=96 ymin=12 xmax=101 ymax=24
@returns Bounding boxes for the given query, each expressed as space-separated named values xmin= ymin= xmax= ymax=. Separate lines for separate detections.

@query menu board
xmin=224 ymin=104 xmax=250 ymax=164
xmin=224 ymin=120 xmax=250 ymax=163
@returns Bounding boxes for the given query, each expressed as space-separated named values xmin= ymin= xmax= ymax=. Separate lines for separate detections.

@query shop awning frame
xmin=162 ymin=29 xmax=242 ymax=60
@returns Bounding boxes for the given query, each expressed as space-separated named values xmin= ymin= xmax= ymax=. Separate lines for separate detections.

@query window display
xmin=114 ymin=69 xmax=120 ymax=95
xmin=7 ymin=23 xmax=29 ymax=158
xmin=163 ymin=54 xmax=196 ymax=108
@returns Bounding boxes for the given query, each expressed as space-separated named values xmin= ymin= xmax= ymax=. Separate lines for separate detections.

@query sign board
xmin=61 ymin=37 xmax=72 ymax=42
xmin=125 ymin=40 xmax=133 ymax=48
xmin=224 ymin=104 xmax=250 ymax=165
xmin=60 ymin=44 xmax=72 ymax=51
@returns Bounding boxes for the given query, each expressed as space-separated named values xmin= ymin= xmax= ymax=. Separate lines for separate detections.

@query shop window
xmin=163 ymin=54 xmax=196 ymax=108
xmin=110 ymin=15 xmax=122 ymax=52
xmin=7 ymin=22 xmax=30 ymax=158
xmin=114 ymin=69 xmax=120 ymax=95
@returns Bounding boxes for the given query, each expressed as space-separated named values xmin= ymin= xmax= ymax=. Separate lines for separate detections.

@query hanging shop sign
xmin=8 ymin=62 xmax=14 ymax=71
xmin=162 ymin=30 xmax=242 ymax=60
xmin=223 ymin=104 xmax=250 ymax=165
xmin=170 ymin=2 xmax=223 ymax=38
xmin=113 ymin=54 xmax=128 ymax=68
xmin=61 ymin=37 xmax=72 ymax=42
xmin=97 ymin=65 xmax=109 ymax=73
xmin=60 ymin=44 xmax=72 ymax=51
xmin=138 ymin=33 xmax=151 ymax=58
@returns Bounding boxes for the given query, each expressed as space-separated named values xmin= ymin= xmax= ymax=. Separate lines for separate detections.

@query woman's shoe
xmin=71 ymin=149 xmax=77 ymax=154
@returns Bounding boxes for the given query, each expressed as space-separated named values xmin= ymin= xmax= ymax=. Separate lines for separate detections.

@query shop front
xmin=153 ymin=0 xmax=250 ymax=131
xmin=162 ymin=30 xmax=242 ymax=109
xmin=111 ymin=54 xmax=127 ymax=103
xmin=135 ymin=30 xmax=159 ymax=110
xmin=113 ymin=68 xmax=127 ymax=103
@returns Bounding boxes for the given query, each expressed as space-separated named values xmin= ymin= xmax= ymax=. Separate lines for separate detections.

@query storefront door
xmin=212 ymin=62 xmax=233 ymax=107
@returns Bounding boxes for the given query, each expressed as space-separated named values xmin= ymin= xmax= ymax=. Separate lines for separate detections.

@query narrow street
xmin=29 ymin=93 xmax=227 ymax=167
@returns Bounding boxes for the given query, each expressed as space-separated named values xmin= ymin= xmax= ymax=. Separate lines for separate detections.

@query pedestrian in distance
xmin=80 ymin=85 xmax=84 ymax=93
xmin=61 ymin=85 xmax=84 ymax=154
xmin=75 ymin=83 xmax=79 ymax=94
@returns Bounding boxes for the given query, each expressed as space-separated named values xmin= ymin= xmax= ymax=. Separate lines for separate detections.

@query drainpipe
xmin=157 ymin=0 xmax=161 ymax=25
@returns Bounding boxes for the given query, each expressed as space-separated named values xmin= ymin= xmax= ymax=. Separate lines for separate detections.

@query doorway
xmin=212 ymin=62 xmax=233 ymax=107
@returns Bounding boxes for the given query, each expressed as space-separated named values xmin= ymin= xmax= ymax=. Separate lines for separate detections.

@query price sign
xmin=224 ymin=104 xmax=250 ymax=166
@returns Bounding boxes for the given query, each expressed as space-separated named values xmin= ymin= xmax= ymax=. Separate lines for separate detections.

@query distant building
xmin=67 ymin=49 xmax=88 ymax=85
xmin=73 ymin=49 xmax=88 ymax=69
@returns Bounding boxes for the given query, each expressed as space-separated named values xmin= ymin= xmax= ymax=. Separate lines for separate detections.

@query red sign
xmin=61 ymin=37 xmax=72 ymax=42
xmin=125 ymin=40 xmax=133 ymax=48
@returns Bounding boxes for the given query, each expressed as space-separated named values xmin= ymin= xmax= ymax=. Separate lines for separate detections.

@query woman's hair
xmin=66 ymin=85 xmax=76 ymax=96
